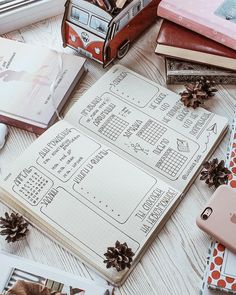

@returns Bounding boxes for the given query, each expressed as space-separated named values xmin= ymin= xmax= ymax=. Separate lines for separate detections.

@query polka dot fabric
xmin=208 ymin=242 xmax=236 ymax=292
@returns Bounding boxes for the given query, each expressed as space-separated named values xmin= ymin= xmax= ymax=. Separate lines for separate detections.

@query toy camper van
xmin=61 ymin=0 xmax=161 ymax=66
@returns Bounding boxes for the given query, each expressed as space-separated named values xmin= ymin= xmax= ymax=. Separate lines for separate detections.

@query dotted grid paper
xmin=41 ymin=186 xmax=140 ymax=257
xmin=110 ymin=72 xmax=159 ymax=107
xmin=98 ymin=115 xmax=129 ymax=141
xmin=73 ymin=150 xmax=156 ymax=223
xmin=137 ymin=120 xmax=167 ymax=145
xmin=36 ymin=129 xmax=101 ymax=182
xmin=156 ymin=148 xmax=188 ymax=178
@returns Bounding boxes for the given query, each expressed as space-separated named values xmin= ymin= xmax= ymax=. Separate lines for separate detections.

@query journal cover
xmin=158 ymin=0 xmax=236 ymax=50
xmin=156 ymin=21 xmax=236 ymax=60
xmin=0 ymin=37 xmax=86 ymax=134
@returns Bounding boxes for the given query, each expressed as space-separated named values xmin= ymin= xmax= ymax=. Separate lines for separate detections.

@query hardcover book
xmin=165 ymin=58 xmax=236 ymax=85
xmin=0 ymin=65 xmax=228 ymax=286
xmin=155 ymin=21 xmax=236 ymax=71
xmin=0 ymin=37 xmax=86 ymax=134
xmin=157 ymin=0 xmax=236 ymax=50
xmin=0 ymin=251 xmax=112 ymax=295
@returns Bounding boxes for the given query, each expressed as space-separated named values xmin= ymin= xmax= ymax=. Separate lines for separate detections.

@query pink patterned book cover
xmin=157 ymin=0 xmax=236 ymax=50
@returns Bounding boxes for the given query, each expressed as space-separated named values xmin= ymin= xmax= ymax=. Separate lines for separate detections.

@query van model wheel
xmin=117 ymin=41 xmax=130 ymax=59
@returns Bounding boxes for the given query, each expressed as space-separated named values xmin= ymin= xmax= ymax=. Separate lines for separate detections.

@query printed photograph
xmin=1 ymin=268 xmax=85 ymax=295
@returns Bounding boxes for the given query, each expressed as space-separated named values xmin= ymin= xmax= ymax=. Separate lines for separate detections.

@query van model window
xmin=117 ymin=13 xmax=129 ymax=31
xmin=143 ymin=0 xmax=151 ymax=7
xmin=90 ymin=16 xmax=108 ymax=35
xmin=132 ymin=2 xmax=141 ymax=16
xmin=71 ymin=6 xmax=89 ymax=25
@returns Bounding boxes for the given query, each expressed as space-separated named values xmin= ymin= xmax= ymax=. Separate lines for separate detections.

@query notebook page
xmin=0 ymin=120 xmax=180 ymax=283
xmin=65 ymin=65 xmax=228 ymax=192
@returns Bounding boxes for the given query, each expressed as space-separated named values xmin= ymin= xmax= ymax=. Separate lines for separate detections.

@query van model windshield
xmin=90 ymin=15 xmax=108 ymax=35
xmin=71 ymin=6 xmax=108 ymax=36
xmin=71 ymin=6 xmax=89 ymax=24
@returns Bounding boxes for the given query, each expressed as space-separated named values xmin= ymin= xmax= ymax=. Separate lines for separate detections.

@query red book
xmin=155 ymin=20 xmax=236 ymax=71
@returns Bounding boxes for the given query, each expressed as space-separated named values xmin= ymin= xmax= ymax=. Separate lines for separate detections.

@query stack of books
xmin=156 ymin=0 xmax=236 ymax=84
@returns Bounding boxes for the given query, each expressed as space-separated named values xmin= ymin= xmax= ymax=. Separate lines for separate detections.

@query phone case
xmin=196 ymin=185 xmax=236 ymax=254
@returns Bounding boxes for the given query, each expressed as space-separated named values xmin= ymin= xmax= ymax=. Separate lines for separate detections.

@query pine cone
xmin=199 ymin=76 xmax=218 ymax=97
xmin=0 ymin=212 xmax=29 ymax=243
xmin=200 ymin=158 xmax=231 ymax=188
xmin=104 ymin=241 xmax=135 ymax=272
xmin=180 ymin=77 xmax=218 ymax=109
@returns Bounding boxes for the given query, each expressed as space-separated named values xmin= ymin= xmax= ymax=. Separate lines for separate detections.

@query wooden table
xmin=1 ymin=15 xmax=235 ymax=295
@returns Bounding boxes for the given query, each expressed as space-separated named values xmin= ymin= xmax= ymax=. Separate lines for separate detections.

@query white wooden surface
xmin=1 ymin=15 xmax=236 ymax=295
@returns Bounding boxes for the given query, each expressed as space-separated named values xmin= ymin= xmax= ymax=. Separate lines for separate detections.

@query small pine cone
xmin=104 ymin=241 xmax=135 ymax=272
xmin=200 ymin=158 xmax=231 ymax=189
xmin=0 ymin=212 xmax=29 ymax=243
xmin=199 ymin=76 xmax=218 ymax=97
xmin=180 ymin=77 xmax=218 ymax=109
xmin=180 ymin=82 xmax=206 ymax=109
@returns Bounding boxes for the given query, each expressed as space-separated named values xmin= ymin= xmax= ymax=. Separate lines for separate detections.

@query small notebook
xmin=0 ymin=65 xmax=228 ymax=286
xmin=0 ymin=251 xmax=112 ymax=295
xmin=0 ymin=37 xmax=86 ymax=134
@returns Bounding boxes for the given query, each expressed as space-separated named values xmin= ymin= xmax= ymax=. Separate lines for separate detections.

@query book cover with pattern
xmin=157 ymin=0 xmax=236 ymax=50
xmin=208 ymin=242 xmax=236 ymax=293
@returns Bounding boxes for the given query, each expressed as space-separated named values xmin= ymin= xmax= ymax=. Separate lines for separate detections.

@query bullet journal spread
xmin=0 ymin=65 xmax=228 ymax=286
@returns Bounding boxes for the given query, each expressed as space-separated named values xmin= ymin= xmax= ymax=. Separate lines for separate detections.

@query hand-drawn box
xmin=61 ymin=0 xmax=161 ymax=66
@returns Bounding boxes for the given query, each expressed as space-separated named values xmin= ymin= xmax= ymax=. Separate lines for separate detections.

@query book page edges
xmin=155 ymin=44 xmax=236 ymax=71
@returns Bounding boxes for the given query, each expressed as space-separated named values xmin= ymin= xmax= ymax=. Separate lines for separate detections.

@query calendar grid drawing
xmin=156 ymin=148 xmax=188 ymax=178
xmin=13 ymin=167 xmax=53 ymax=206
xmin=98 ymin=114 xmax=129 ymax=141
xmin=137 ymin=120 xmax=167 ymax=145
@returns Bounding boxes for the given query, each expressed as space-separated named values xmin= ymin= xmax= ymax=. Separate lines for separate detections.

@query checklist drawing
xmin=137 ymin=120 xmax=167 ymax=145
xmin=98 ymin=114 xmax=128 ymax=141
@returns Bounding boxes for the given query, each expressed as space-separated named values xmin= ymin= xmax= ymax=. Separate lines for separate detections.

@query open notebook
xmin=0 ymin=65 xmax=228 ymax=286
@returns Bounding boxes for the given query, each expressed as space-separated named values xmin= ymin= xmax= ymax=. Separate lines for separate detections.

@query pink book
xmin=157 ymin=0 xmax=236 ymax=51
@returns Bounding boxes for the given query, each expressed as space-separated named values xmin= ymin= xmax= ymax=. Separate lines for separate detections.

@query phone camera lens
xmin=202 ymin=214 xmax=208 ymax=220
xmin=201 ymin=207 xmax=212 ymax=220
